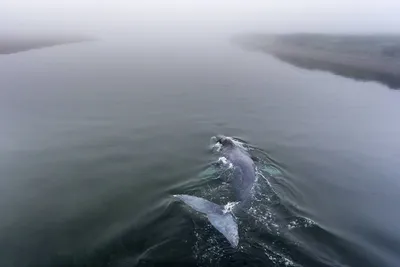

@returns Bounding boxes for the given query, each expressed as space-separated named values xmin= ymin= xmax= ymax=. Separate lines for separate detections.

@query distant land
xmin=0 ymin=35 xmax=92 ymax=54
xmin=233 ymin=34 xmax=400 ymax=89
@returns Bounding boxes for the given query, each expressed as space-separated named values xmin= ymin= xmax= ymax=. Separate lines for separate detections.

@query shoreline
xmin=0 ymin=36 xmax=92 ymax=55
xmin=234 ymin=34 xmax=400 ymax=89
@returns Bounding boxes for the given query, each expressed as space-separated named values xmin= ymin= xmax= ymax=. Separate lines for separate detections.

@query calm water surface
xmin=1 ymin=36 xmax=400 ymax=266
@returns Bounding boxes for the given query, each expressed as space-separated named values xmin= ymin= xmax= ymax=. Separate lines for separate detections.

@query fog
xmin=2 ymin=0 xmax=400 ymax=38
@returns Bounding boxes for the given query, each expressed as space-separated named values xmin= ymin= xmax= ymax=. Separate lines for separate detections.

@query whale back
xmin=224 ymin=146 xmax=256 ymax=201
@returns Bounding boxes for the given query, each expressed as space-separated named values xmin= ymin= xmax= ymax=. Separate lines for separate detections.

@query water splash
xmin=287 ymin=217 xmax=316 ymax=230
xmin=223 ymin=201 xmax=239 ymax=214
xmin=210 ymin=135 xmax=249 ymax=152
xmin=218 ymin=156 xmax=228 ymax=165
xmin=211 ymin=142 xmax=222 ymax=152
xmin=218 ymin=156 xmax=234 ymax=169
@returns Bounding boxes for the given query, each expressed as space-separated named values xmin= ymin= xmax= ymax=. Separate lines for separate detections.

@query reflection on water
xmin=275 ymin=54 xmax=400 ymax=89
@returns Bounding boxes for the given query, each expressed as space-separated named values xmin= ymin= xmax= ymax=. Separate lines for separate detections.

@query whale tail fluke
xmin=174 ymin=194 xmax=239 ymax=247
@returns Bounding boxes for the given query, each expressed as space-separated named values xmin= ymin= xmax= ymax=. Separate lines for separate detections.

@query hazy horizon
xmin=2 ymin=0 xmax=400 ymax=39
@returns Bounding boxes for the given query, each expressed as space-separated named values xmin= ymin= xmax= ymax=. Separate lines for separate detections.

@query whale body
xmin=175 ymin=136 xmax=256 ymax=247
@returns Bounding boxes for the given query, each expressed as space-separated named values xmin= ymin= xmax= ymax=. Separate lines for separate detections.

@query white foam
xmin=223 ymin=201 xmax=239 ymax=214
xmin=212 ymin=142 xmax=222 ymax=152
xmin=212 ymin=135 xmax=248 ymax=151
xmin=288 ymin=217 xmax=316 ymax=230
xmin=218 ymin=157 xmax=234 ymax=169
xmin=218 ymin=156 xmax=228 ymax=165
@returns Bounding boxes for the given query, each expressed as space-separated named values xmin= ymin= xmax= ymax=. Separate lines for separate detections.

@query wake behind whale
xmin=173 ymin=136 xmax=317 ymax=266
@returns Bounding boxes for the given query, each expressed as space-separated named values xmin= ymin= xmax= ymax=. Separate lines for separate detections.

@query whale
xmin=175 ymin=135 xmax=256 ymax=247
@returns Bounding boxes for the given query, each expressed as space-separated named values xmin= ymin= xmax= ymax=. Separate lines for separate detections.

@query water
xmin=1 ymin=36 xmax=400 ymax=267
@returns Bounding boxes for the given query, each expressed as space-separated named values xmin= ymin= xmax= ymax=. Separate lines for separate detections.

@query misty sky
xmin=2 ymin=0 xmax=400 ymax=36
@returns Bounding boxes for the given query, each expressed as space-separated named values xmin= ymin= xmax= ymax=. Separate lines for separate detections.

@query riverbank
xmin=0 ymin=35 xmax=91 ymax=54
xmin=234 ymin=34 xmax=400 ymax=89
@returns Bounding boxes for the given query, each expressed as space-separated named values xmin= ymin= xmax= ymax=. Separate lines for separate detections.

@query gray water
xmin=1 ymin=36 xmax=400 ymax=266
